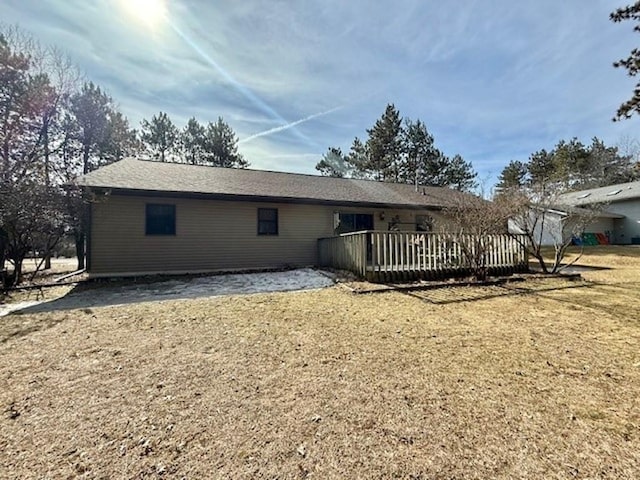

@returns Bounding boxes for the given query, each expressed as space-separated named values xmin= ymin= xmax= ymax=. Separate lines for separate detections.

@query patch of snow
xmin=2 ymin=268 xmax=337 ymax=315
xmin=0 ymin=301 xmax=44 ymax=317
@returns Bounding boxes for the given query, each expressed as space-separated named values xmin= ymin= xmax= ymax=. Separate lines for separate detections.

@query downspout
xmin=85 ymin=196 xmax=93 ymax=273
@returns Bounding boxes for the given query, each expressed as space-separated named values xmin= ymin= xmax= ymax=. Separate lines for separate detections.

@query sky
xmin=3 ymin=0 xmax=640 ymax=187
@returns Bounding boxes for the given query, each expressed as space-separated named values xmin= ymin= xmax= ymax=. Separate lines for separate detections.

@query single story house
xmin=508 ymin=180 xmax=640 ymax=246
xmin=78 ymin=158 xmax=475 ymax=277
xmin=558 ymin=180 xmax=640 ymax=245
xmin=508 ymin=206 xmax=624 ymax=246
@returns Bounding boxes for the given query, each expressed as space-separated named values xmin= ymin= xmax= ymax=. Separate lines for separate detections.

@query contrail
xmin=168 ymin=20 xmax=312 ymax=144
xmin=239 ymin=106 xmax=343 ymax=144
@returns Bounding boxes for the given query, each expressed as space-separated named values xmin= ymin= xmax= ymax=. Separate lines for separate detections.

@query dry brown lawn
xmin=1 ymin=247 xmax=639 ymax=479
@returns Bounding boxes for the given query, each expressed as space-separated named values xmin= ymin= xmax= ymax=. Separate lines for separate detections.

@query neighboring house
xmin=508 ymin=206 xmax=624 ymax=246
xmin=558 ymin=180 xmax=640 ymax=245
xmin=508 ymin=180 xmax=640 ymax=246
xmin=78 ymin=158 xmax=474 ymax=277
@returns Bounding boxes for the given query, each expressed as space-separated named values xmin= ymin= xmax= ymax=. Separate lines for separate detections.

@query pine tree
xmin=611 ymin=2 xmax=640 ymax=120
xmin=203 ymin=117 xmax=248 ymax=168
xmin=496 ymin=160 xmax=527 ymax=190
xmin=527 ymin=149 xmax=555 ymax=184
xmin=346 ymin=137 xmax=371 ymax=179
xmin=441 ymin=154 xmax=477 ymax=191
xmin=552 ymin=138 xmax=591 ymax=187
xmin=69 ymin=82 xmax=113 ymax=173
xmin=589 ymin=137 xmax=636 ymax=186
xmin=140 ymin=112 xmax=178 ymax=162
xmin=365 ymin=104 xmax=403 ymax=181
xmin=498 ymin=137 xmax=639 ymax=192
xmin=100 ymin=111 xmax=139 ymax=165
xmin=400 ymin=119 xmax=440 ymax=186
xmin=180 ymin=117 xmax=206 ymax=165
xmin=315 ymin=147 xmax=350 ymax=177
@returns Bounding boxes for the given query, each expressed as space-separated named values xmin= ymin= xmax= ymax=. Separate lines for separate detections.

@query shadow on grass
xmin=401 ymin=280 xmax=596 ymax=305
xmin=528 ymin=264 xmax=612 ymax=274
xmin=0 ymin=315 xmax=69 ymax=344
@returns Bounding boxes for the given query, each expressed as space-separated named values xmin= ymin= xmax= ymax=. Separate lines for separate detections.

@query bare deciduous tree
xmin=1 ymin=182 xmax=67 ymax=288
xmin=442 ymin=192 xmax=513 ymax=281
xmin=502 ymin=184 xmax=601 ymax=273
xmin=0 ymin=25 xmax=135 ymax=287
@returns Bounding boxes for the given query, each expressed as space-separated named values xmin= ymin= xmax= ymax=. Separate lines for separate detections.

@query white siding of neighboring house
xmin=508 ymin=211 xmax=566 ymax=246
xmin=584 ymin=217 xmax=615 ymax=243
xmin=509 ymin=211 xmax=619 ymax=246
xmin=607 ymin=199 xmax=640 ymax=244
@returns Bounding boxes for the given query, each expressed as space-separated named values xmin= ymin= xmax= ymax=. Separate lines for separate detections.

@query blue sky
xmin=3 ymin=0 xmax=640 ymax=186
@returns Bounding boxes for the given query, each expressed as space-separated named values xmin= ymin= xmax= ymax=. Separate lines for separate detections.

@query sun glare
xmin=120 ymin=0 xmax=167 ymax=27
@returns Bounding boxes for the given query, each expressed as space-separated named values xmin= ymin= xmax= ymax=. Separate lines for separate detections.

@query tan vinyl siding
xmin=90 ymin=194 xmax=438 ymax=275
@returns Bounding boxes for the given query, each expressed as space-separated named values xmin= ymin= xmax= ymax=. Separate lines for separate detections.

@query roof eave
xmin=83 ymin=186 xmax=445 ymax=211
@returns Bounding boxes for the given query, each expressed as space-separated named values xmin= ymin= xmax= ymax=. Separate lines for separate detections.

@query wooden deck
xmin=318 ymin=231 xmax=529 ymax=282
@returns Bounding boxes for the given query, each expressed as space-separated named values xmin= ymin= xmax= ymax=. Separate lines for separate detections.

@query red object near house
xmin=595 ymin=233 xmax=609 ymax=245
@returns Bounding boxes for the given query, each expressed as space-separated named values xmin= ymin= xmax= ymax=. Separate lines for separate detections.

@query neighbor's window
xmin=258 ymin=208 xmax=278 ymax=235
xmin=146 ymin=204 xmax=176 ymax=235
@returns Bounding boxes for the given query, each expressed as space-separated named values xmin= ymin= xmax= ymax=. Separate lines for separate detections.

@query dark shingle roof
xmin=77 ymin=158 xmax=473 ymax=209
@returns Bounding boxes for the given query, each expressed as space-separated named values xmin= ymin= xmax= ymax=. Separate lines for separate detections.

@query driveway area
xmin=1 ymin=268 xmax=336 ymax=315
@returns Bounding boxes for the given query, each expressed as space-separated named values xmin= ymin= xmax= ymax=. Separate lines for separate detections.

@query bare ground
xmin=1 ymin=247 xmax=639 ymax=479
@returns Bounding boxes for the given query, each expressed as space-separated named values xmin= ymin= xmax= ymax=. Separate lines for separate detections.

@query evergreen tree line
xmin=140 ymin=113 xmax=248 ymax=167
xmin=0 ymin=26 xmax=245 ymax=286
xmin=496 ymin=137 xmax=640 ymax=192
xmin=315 ymin=104 xmax=478 ymax=191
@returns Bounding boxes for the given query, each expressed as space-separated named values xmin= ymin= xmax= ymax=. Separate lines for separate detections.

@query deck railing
xmin=318 ymin=231 xmax=529 ymax=282
xmin=316 ymin=231 xmax=370 ymax=278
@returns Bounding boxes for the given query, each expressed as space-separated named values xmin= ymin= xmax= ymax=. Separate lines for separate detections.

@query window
xmin=146 ymin=204 xmax=176 ymax=235
xmin=258 ymin=208 xmax=278 ymax=235
xmin=334 ymin=213 xmax=373 ymax=234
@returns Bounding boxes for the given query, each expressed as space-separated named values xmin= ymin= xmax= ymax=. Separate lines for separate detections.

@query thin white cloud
xmin=5 ymin=0 xmax=640 ymax=186
xmin=239 ymin=105 xmax=344 ymax=144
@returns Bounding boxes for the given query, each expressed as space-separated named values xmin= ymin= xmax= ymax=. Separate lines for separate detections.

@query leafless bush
xmin=442 ymin=193 xmax=513 ymax=280
xmin=501 ymin=184 xmax=601 ymax=273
